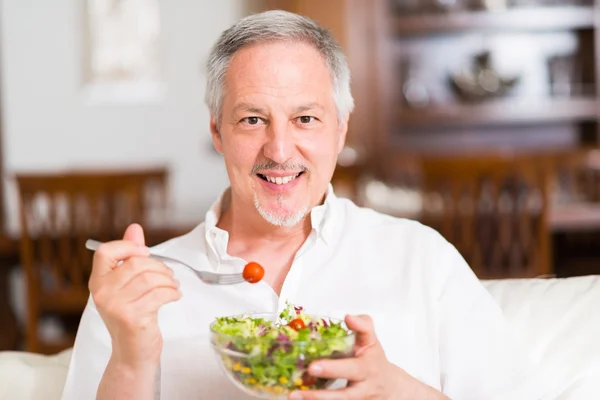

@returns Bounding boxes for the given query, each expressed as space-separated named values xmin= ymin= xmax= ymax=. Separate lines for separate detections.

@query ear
xmin=336 ymin=115 xmax=349 ymax=155
xmin=210 ymin=117 xmax=223 ymax=154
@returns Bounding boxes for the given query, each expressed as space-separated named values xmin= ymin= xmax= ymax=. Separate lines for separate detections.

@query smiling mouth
xmin=256 ymin=172 xmax=304 ymax=185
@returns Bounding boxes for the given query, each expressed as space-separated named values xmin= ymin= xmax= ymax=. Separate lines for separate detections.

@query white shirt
xmin=61 ymin=185 xmax=546 ymax=400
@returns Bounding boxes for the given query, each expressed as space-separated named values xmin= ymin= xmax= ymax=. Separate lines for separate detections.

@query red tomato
xmin=288 ymin=318 xmax=306 ymax=331
xmin=301 ymin=371 xmax=317 ymax=386
xmin=242 ymin=262 xmax=264 ymax=283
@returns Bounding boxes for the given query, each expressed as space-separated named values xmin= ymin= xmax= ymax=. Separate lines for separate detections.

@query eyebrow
xmin=231 ymin=101 xmax=325 ymax=116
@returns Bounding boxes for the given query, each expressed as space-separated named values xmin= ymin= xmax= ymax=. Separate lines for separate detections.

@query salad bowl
xmin=209 ymin=304 xmax=356 ymax=399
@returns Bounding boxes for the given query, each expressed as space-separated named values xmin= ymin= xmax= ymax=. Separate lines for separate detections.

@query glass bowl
xmin=209 ymin=312 xmax=356 ymax=399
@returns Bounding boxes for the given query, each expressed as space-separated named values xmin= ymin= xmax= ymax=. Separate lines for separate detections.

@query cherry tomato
xmin=242 ymin=262 xmax=264 ymax=283
xmin=288 ymin=318 xmax=306 ymax=331
xmin=301 ymin=371 xmax=317 ymax=386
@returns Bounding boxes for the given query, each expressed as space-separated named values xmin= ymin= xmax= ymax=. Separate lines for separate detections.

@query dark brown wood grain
xmin=392 ymin=6 xmax=595 ymax=36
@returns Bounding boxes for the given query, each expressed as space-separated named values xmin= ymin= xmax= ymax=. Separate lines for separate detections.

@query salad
xmin=210 ymin=302 xmax=355 ymax=396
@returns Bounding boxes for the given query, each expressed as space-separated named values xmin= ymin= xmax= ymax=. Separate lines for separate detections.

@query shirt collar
xmin=309 ymin=183 xmax=337 ymax=245
xmin=204 ymin=184 xmax=338 ymax=252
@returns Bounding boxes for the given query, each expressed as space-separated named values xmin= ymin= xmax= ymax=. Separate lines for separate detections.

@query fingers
xmin=307 ymin=358 xmax=366 ymax=382
xmin=289 ymin=315 xmax=386 ymax=400
xmin=123 ymin=223 xmax=146 ymax=246
xmin=136 ymin=287 xmax=182 ymax=311
xmin=289 ymin=388 xmax=353 ymax=400
xmin=344 ymin=315 xmax=378 ymax=349
xmin=100 ymin=287 xmax=181 ymax=334
xmin=121 ymin=270 xmax=180 ymax=303
xmin=109 ymin=256 xmax=175 ymax=291
xmin=90 ymin=240 xmax=150 ymax=278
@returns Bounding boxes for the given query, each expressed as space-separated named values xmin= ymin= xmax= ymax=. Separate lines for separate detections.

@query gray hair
xmin=204 ymin=10 xmax=354 ymax=127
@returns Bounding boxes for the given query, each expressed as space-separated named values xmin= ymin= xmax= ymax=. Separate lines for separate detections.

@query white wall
xmin=0 ymin=0 xmax=249 ymax=235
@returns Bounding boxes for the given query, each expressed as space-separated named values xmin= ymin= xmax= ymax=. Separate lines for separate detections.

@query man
xmin=62 ymin=10 xmax=545 ymax=400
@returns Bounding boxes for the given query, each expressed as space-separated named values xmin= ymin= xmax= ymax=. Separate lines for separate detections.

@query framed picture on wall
xmin=81 ymin=0 xmax=165 ymax=104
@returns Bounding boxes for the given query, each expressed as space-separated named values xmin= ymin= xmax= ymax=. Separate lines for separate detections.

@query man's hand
xmin=89 ymin=223 xmax=181 ymax=371
xmin=289 ymin=315 xmax=449 ymax=400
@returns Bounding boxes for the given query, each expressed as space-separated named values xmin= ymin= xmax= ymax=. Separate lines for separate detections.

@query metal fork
xmin=85 ymin=239 xmax=247 ymax=285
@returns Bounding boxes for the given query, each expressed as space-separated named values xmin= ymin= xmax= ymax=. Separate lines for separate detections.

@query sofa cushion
xmin=482 ymin=275 xmax=600 ymax=399
xmin=0 ymin=348 xmax=72 ymax=400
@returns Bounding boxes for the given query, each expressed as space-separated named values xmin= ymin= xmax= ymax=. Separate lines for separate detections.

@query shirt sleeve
xmin=60 ymin=297 xmax=112 ymax=400
xmin=436 ymin=242 xmax=546 ymax=400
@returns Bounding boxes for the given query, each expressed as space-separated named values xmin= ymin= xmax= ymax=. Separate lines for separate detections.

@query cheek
xmin=300 ymin=135 xmax=339 ymax=172
xmin=222 ymin=136 xmax=262 ymax=172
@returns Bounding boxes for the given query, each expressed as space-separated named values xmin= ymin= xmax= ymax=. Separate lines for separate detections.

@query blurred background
xmin=0 ymin=0 xmax=598 ymax=357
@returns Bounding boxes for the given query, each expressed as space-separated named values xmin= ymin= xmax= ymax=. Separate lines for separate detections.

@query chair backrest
xmin=549 ymin=148 xmax=600 ymax=206
xmin=419 ymin=153 xmax=551 ymax=279
xmin=14 ymin=167 xmax=168 ymax=353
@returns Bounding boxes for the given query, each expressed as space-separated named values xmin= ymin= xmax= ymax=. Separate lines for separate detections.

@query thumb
xmin=345 ymin=314 xmax=378 ymax=350
xmin=123 ymin=223 xmax=146 ymax=246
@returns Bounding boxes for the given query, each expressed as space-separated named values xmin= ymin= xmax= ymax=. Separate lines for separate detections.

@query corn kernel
xmin=241 ymin=367 xmax=251 ymax=374
xmin=233 ymin=363 xmax=242 ymax=371
xmin=278 ymin=377 xmax=288 ymax=385
xmin=245 ymin=377 xmax=257 ymax=385
xmin=294 ymin=379 xmax=303 ymax=386
xmin=300 ymin=385 xmax=309 ymax=391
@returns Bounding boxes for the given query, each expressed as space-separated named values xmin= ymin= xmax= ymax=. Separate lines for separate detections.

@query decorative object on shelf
xmin=507 ymin=0 xmax=538 ymax=7
xmin=403 ymin=79 xmax=431 ymax=108
xmin=401 ymin=57 xmax=431 ymax=108
xmin=432 ymin=0 xmax=463 ymax=12
xmin=391 ymin=0 xmax=465 ymax=14
xmin=449 ymin=51 xmax=521 ymax=102
xmin=547 ymin=53 xmax=584 ymax=98
xmin=337 ymin=144 xmax=365 ymax=168
xmin=479 ymin=0 xmax=509 ymax=10
xmin=332 ymin=144 xmax=367 ymax=202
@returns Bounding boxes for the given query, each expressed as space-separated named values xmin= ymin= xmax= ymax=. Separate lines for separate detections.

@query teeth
xmin=264 ymin=173 xmax=300 ymax=185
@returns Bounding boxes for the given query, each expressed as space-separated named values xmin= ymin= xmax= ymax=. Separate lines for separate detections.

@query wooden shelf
xmin=550 ymin=203 xmax=600 ymax=232
xmin=393 ymin=6 xmax=596 ymax=35
xmin=397 ymin=98 xmax=598 ymax=128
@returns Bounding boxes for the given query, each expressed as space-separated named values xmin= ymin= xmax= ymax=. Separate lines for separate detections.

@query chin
xmin=253 ymin=195 xmax=309 ymax=227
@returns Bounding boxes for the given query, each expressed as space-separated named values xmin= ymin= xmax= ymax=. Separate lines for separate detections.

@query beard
xmin=250 ymin=159 xmax=310 ymax=227
xmin=253 ymin=191 xmax=309 ymax=227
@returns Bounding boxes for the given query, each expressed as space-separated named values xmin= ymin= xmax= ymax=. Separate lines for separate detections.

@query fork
xmin=85 ymin=239 xmax=247 ymax=285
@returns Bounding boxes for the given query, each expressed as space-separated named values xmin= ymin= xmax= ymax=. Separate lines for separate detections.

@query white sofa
xmin=1 ymin=275 xmax=599 ymax=400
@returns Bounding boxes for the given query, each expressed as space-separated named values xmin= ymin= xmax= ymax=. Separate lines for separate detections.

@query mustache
xmin=251 ymin=160 xmax=308 ymax=174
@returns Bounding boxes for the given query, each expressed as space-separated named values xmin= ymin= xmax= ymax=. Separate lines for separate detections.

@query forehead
xmin=224 ymin=40 xmax=334 ymax=104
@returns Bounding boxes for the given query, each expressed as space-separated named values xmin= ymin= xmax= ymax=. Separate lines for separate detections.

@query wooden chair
xmin=14 ymin=167 xmax=168 ymax=354
xmin=548 ymin=148 xmax=600 ymax=207
xmin=418 ymin=153 xmax=551 ymax=279
xmin=543 ymin=148 xmax=600 ymax=276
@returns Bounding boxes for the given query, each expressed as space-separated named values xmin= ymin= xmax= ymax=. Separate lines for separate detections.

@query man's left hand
xmin=289 ymin=315 xmax=448 ymax=400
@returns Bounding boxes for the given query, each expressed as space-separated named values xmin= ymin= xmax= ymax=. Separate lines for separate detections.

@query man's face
xmin=211 ymin=41 xmax=348 ymax=227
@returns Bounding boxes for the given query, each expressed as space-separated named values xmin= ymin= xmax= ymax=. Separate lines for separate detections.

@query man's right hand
xmin=88 ymin=223 xmax=181 ymax=371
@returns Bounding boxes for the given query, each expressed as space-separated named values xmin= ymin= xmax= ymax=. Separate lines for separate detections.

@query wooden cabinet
xmin=262 ymin=0 xmax=600 ymax=160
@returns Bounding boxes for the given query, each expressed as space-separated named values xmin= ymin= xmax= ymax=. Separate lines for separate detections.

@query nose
xmin=262 ymin=120 xmax=295 ymax=164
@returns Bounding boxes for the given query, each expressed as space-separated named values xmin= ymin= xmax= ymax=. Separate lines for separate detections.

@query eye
xmin=242 ymin=116 xmax=262 ymax=125
xmin=297 ymin=116 xmax=316 ymax=124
